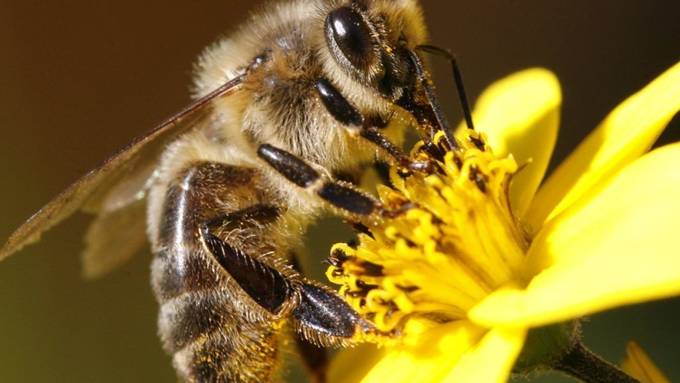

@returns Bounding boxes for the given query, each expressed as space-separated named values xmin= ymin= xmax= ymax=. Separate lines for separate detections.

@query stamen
xmin=327 ymin=130 xmax=528 ymax=337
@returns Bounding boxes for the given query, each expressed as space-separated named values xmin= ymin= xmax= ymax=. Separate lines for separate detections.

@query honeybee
xmin=1 ymin=0 xmax=463 ymax=381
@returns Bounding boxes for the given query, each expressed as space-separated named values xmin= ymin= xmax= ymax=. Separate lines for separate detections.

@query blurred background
xmin=0 ymin=1 xmax=678 ymax=382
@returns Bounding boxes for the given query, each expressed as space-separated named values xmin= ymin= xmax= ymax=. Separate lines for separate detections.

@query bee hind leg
xmin=204 ymin=225 xmax=370 ymax=344
xmin=288 ymin=253 xmax=330 ymax=383
xmin=291 ymin=282 xmax=372 ymax=346
xmin=200 ymin=224 xmax=296 ymax=315
xmin=201 ymin=223 xmax=371 ymax=381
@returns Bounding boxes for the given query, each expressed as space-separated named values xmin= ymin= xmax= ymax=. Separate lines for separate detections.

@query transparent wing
xmin=79 ymin=159 xmax=159 ymax=278
xmin=81 ymin=199 xmax=147 ymax=279
xmin=0 ymin=75 xmax=245 ymax=261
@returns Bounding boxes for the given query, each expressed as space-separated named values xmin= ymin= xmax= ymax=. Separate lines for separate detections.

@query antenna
xmin=416 ymin=45 xmax=476 ymax=131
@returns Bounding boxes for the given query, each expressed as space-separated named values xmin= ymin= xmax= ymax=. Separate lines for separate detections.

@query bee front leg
xmin=315 ymin=77 xmax=434 ymax=174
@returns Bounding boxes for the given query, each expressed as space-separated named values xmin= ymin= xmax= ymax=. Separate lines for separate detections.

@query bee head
xmin=323 ymin=0 xmax=427 ymax=101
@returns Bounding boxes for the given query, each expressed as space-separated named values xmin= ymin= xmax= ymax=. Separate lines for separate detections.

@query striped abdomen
xmin=149 ymin=162 xmax=287 ymax=382
xmin=151 ymin=248 xmax=280 ymax=383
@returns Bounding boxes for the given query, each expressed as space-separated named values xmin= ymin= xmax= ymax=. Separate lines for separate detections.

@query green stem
xmin=553 ymin=342 xmax=640 ymax=383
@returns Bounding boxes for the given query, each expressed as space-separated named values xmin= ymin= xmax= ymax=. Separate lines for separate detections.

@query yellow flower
xmin=326 ymin=62 xmax=680 ymax=382
xmin=621 ymin=341 xmax=670 ymax=383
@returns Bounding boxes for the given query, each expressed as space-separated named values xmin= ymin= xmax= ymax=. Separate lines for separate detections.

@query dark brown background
xmin=0 ymin=1 xmax=678 ymax=382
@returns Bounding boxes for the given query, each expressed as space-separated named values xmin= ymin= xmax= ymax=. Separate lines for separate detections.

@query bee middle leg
xmin=258 ymin=144 xmax=417 ymax=220
xmin=257 ymin=144 xmax=380 ymax=217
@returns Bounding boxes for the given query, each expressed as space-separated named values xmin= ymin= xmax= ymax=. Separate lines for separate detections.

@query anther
xmin=469 ymin=135 xmax=486 ymax=151
xmin=469 ymin=166 xmax=488 ymax=193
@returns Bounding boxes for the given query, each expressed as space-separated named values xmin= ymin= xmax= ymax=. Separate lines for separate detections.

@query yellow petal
xmin=460 ymin=68 xmax=561 ymax=217
xmin=442 ymin=327 xmax=526 ymax=383
xmin=470 ymin=143 xmax=680 ymax=328
xmin=621 ymin=341 xmax=670 ymax=383
xmin=526 ymin=60 xmax=680 ymax=230
xmin=327 ymin=344 xmax=385 ymax=383
xmin=359 ymin=320 xmax=486 ymax=383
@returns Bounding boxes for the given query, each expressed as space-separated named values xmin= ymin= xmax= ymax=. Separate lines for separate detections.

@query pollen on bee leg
xmin=326 ymin=129 xmax=530 ymax=338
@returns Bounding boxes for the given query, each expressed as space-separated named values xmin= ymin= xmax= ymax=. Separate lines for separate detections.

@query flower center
xmin=327 ymin=130 xmax=529 ymax=336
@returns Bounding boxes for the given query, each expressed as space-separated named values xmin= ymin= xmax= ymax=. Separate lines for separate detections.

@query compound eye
xmin=326 ymin=7 xmax=376 ymax=71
